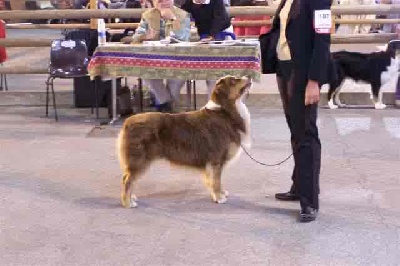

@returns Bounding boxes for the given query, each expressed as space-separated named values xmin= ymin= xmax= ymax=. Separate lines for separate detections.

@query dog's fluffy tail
xmin=116 ymin=125 xmax=130 ymax=173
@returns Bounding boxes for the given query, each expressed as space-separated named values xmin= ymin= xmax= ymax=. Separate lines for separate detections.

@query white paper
xmin=314 ymin=10 xmax=332 ymax=34
xmin=60 ymin=40 xmax=76 ymax=48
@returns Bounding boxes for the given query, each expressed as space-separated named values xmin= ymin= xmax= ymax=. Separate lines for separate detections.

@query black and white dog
xmin=327 ymin=41 xmax=400 ymax=109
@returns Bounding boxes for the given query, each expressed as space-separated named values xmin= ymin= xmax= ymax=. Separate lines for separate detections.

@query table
xmin=88 ymin=42 xmax=261 ymax=123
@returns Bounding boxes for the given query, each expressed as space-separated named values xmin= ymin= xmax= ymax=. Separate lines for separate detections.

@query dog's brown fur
xmin=117 ymin=75 xmax=252 ymax=208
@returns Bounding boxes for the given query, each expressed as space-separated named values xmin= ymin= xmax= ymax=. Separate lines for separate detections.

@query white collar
xmin=203 ymin=100 xmax=221 ymax=110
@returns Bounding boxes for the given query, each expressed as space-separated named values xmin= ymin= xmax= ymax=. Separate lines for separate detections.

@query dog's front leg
xmin=207 ymin=164 xmax=228 ymax=204
xmin=372 ymin=88 xmax=386 ymax=109
xmin=204 ymin=165 xmax=229 ymax=200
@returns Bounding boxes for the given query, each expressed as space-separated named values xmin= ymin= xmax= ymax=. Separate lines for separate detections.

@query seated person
xmin=182 ymin=0 xmax=234 ymax=41
xmin=181 ymin=0 xmax=234 ymax=98
xmin=127 ymin=0 xmax=191 ymax=112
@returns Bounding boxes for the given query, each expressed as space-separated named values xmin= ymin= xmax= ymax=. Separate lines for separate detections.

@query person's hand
xmin=305 ymin=80 xmax=320 ymax=105
xmin=145 ymin=28 xmax=158 ymax=40
xmin=160 ymin=9 xmax=177 ymax=21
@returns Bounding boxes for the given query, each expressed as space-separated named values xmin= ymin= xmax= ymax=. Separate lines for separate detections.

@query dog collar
xmin=203 ymin=100 xmax=221 ymax=110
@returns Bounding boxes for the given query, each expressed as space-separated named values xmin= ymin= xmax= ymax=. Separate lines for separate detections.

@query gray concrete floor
xmin=0 ymin=106 xmax=399 ymax=265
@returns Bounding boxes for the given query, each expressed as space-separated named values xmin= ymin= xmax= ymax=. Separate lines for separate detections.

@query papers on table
xmin=171 ymin=38 xmax=260 ymax=47
xmin=135 ymin=37 xmax=260 ymax=47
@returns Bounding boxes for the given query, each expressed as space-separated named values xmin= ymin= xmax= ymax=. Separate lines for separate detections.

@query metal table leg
xmin=193 ymin=80 xmax=197 ymax=110
xmin=138 ymin=78 xmax=143 ymax=112
xmin=109 ymin=78 xmax=120 ymax=125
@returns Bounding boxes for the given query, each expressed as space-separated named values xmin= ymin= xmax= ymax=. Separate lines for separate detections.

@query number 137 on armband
xmin=314 ymin=10 xmax=333 ymax=34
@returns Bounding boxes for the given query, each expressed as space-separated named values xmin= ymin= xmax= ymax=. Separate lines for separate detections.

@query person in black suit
xmin=261 ymin=0 xmax=332 ymax=222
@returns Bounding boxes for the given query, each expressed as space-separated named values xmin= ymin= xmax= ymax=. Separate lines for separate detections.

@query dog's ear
xmin=213 ymin=78 xmax=225 ymax=97
xmin=211 ymin=76 xmax=230 ymax=104
xmin=223 ymin=76 xmax=237 ymax=87
xmin=214 ymin=76 xmax=231 ymax=93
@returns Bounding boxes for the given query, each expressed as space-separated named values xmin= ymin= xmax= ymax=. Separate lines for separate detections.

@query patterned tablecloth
xmin=87 ymin=43 xmax=261 ymax=81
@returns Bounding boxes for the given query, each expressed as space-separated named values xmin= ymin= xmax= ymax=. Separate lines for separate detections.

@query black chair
xmin=46 ymin=39 xmax=97 ymax=121
xmin=387 ymin=39 xmax=400 ymax=55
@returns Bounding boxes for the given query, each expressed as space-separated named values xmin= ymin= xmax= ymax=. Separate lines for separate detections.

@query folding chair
xmin=46 ymin=39 xmax=97 ymax=121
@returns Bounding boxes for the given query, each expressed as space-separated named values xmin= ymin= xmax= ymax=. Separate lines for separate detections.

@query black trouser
xmin=276 ymin=60 xmax=321 ymax=210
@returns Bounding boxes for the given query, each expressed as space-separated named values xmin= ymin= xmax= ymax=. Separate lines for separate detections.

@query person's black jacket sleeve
xmin=308 ymin=0 xmax=332 ymax=84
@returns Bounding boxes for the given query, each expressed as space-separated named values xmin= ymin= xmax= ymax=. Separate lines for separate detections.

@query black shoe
xmin=156 ymin=102 xmax=173 ymax=113
xmin=299 ymin=206 xmax=318 ymax=223
xmin=275 ymin=191 xmax=300 ymax=201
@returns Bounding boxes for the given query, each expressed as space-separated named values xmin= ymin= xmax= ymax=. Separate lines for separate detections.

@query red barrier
xmin=233 ymin=15 xmax=271 ymax=37
xmin=0 ymin=20 xmax=6 ymax=64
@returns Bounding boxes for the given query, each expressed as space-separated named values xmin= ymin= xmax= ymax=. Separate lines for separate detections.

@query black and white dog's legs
xmin=327 ymin=86 xmax=339 ymax=109
xmin=370 ymin=84 xmax=386 ymax=109
xmin=328 ymin=84 xmax=346 ymax=109
xmin=334 ymin=85 xmax=347 ymax=108
xmin=373 ymin=91 xmax=387 ymax=109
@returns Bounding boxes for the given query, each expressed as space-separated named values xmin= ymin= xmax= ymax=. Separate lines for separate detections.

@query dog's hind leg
xmin=120 ymin=157 xmax=151 ymax=208
xmin=118 ymin=129 xmax=148 ymax=208
xmin=334 ymin=85 xmax=346 ymax=108
xmin=328 ymin=68 xmax=345 ymax=109
xmin=121 ymin=171 xmax=137 ymax=208
xmin=207 ymin=163 xmax=228 ymax=204
xmin=121 ymin=163 xmax=149 ymax=208
xmin=327 ymin=84 xmax=339 ymax=109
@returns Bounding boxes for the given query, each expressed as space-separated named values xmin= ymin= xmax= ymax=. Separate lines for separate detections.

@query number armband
xmin=314 ymin=10 xmax=332 ymax=34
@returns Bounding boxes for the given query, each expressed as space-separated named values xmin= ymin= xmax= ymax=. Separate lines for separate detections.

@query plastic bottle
xmin=97 ymin=19 xmax=106 ymax=46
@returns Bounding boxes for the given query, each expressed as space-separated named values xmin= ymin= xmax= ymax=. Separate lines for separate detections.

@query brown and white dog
xmin=117 ymin=75 xmax=252 ymax=208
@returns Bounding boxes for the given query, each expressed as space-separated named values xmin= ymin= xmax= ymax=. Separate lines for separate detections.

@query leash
xmin=240 ymin=144 xmax=297 ymax=167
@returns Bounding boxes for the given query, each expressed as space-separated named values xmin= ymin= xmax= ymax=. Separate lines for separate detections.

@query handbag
xmin=258 ymin=28 xmax=279 ymax=74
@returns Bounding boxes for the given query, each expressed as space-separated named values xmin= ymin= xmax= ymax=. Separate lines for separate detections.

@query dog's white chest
xmin=235 ymin=99 xmax=251 ymax=149
xmin=225 ymin=99 xmax=251 ymax=167
xmin=381 ymin=57 xmax=399 ymax=85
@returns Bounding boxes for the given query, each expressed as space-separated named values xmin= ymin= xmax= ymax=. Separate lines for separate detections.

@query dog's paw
xmin=216 ymin=197 xmax=227 ymax=204
xmin=121 ymin=194 xmax=138 ymax=208
xmin=328 ymin=100 xmax=339 ymax=109
xmin=212 ymin=193 xmax=228 ymax=204
xmin=374 ymin=103 xmax=387 ymax=110
xmin=129 ymin=197 xmax=138 ymax=208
